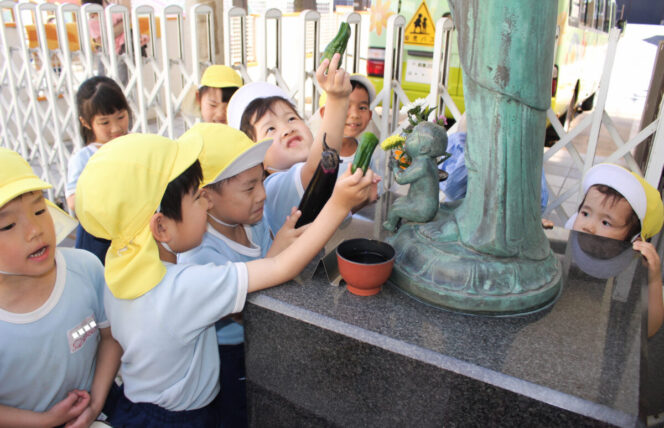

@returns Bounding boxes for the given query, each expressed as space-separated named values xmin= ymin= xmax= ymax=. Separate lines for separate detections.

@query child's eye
xmin=580 ymin=210 xmax=589 ymax=217
xmin=288 ymin=116 xmax=297 ymax=123
xmin=359 ymin=106 xmax=369 ymax=111
xmin=266 ymin=126 xmax=275 ymax=134
xmin=602 ymin=220 xmax=611 ymax=227
xmin=35 ymin=209 xmax=46 ymax=216
xmin=0 ymin=223 xmax=15 ymax=232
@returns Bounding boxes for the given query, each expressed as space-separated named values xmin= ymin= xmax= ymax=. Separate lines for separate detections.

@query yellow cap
xmin=200 ymin=65 xmax=243 ymax=89
xmin=75 ymin=134 xmax=203 ymax=299
xmin=0 ymin=148 xmax=77 ymax=244
xmin=181 ymin=65 xmax=243 ymax=117
xmin=179 ymin=123 xmax=272 ymax=187
xmin=580 ymin=163 xmax=664 ymax=240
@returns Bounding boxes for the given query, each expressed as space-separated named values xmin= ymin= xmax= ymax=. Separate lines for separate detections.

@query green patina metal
xmin=386 ymin=0 xmax=562 ymax=314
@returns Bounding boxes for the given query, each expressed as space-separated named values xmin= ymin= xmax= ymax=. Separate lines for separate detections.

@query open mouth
xmin=286 ymin=136 xmax=301 ymax=148
xmin=28 ymin=245 xmax=48 ymax=260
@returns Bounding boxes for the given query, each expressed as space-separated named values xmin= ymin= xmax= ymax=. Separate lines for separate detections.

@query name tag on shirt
xmin=67 ymin=315 xmax=98 ymax=353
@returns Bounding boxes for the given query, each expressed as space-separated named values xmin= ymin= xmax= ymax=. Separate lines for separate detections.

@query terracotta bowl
xmin=336 ymin=238 xmax=395 ymax=296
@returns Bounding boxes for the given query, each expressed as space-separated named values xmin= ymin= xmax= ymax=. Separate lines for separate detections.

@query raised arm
xmin=301 ymin=53 xmax=352 ymax=188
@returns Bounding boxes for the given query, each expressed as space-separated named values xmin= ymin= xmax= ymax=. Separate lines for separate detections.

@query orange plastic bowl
xmin=336 ymin=239 xmax=395 ymax=296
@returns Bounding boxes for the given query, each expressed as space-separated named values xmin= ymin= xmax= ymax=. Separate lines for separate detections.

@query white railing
xmin=0 ymin=1 xmax=214 ymax=205
xmin=542 ymin=27 xmax=664 ymax=224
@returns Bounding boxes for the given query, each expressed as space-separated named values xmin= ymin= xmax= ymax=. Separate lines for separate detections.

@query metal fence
xmin=0 ymin=1 xmax=218 ymax=204
xmin=1 ymin=3 xmax=662 ymax=227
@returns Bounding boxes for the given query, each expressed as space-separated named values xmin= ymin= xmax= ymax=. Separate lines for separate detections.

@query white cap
xmin=227 ymin=82 xmax=292 ymax=130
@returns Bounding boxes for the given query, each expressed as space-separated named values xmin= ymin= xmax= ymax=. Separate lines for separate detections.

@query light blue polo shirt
xmin=0 ymin=248 xmax=108 ymax=412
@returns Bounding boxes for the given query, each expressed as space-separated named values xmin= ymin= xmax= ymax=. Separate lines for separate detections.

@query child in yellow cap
xmin=177 ymin=123 xmax=308 ymax=427
xmin=567 ymin=163 xmax=664 ymax=337
xmin=0 ymin=148 xmax=122 ymax=427
xmin=183 ymin=65 xmax=243 ymax=124
xmin=75 ymin=133 xmax=373 ymax=426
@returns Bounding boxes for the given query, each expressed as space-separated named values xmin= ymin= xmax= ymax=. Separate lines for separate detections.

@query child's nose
xmin=281 ymin=127 xmax=293 ymax=138
xmin=25 ymin=218 xmax=43 ymax=241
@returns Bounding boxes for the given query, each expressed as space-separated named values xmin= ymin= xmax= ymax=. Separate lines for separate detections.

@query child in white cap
xmin=182 ymin=65 xmax=243 ymax=124
xmin=228 ymin=53 xmax=379 ymax=233
xmin=75 ymin=133 xmax=373 ymax=426
xmin=567 ymin=163 xmax=664 ymax=337
xmin=317 ymin=74 xmax=382 ymax=178
xmin=178 ymin=123 xmax=305 ymax=427
xmin=0 ymin=148 xmax=121 ymax=427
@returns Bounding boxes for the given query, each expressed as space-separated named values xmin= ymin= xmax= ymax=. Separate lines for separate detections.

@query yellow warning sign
xmin=404 ymin=1 xmax=435 ymax=46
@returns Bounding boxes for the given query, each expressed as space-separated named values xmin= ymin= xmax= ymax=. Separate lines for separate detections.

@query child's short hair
xmin=76 ymin=76 xmax=131 ymax=144
xmin=159 ymin=160 xmax=203 ymax=222
xmin=578 ymin=184 xmax=641 ymax=240
xmin=239 ymin=96 xmax=300 ymax=141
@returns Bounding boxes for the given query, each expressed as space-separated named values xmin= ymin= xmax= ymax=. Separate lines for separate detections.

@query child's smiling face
xmin=572 ymin=187 xmax=635 ymax=241
xmin=88 ymin=109 xmax=129 ymax=144
xmin=252 ymin=100 xmax=313 ymax=171
xmin=343 ymin=86 xmax=372 ymax=139
xmin=0 ymin=191 xmax=56 ymax=278
xmin=198 ymin=88 xmax=229 ymax=124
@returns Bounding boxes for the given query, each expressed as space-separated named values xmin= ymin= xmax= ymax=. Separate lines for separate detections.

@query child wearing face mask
xmin=566 ymin=163 xmax=664 ymax=337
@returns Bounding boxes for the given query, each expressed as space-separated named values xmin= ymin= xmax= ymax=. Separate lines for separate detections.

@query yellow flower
xmin=370 ymin=0 xmax=395 ymax=37
xmin=380 ymin=135 xmax=405 ymax=150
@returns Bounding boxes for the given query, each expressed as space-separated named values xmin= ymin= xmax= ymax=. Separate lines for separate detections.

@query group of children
xmin=2 ymin=48 xmax=664 ymax=427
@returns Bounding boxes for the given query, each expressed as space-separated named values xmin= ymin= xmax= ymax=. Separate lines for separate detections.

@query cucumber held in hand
xmin=351 ymin=132 xmax=379 ymax=174
xmin=320 ymin=22 xmax=351 ymax=67
xmin=295 ymin=134 xmax=340 ymax=228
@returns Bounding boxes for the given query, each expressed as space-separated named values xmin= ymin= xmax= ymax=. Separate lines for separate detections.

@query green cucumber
xmin=320 ymin=22 xmax=351 ymax=65
xmin=351 ymin=132 xmax=379 ymax=175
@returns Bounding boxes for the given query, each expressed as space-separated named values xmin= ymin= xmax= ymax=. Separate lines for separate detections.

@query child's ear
xmin=79 ymin=116 xmax=91 ymax=130
xmin=200 ymin=188 xmax=214 ymax=209
xmin=149 ymin=212 xmax=172 ymax=244
xmin=319 ymin=106 xmax=325 ymax=118
xmin=195 ymin=90 xmax=202 ymax=106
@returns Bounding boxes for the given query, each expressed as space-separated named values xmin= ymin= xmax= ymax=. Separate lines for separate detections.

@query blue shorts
xmin=106 ymin=385 xmax=222 ymax=428
xmin=219 ymin=343 xmax=247 ymax=428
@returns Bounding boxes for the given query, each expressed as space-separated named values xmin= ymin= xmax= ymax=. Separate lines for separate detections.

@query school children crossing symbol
xmin=404 ymin=1 xmax=435 ymax=46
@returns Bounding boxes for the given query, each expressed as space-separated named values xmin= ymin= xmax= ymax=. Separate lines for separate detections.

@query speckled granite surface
xmin=244 ymin=220 xmax=647 ymax=427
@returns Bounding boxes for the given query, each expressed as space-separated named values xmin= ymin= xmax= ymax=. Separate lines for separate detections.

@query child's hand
xmin=64 ymin=400 xmax=98 ymax=428
xmin=45 ymin=390 xmax=90 ymax=426
xmin=541 ymin=218 xmax=554 ymax=229
xmin=633 ymin=240 xmax=662 ymax=277
xmin=268 ymin=207 xmax=308 ymax=256
xmin=316 ymin=53 xmax=351 ymax=101
xmin=331 ymin=168 xmax=374 ymax=211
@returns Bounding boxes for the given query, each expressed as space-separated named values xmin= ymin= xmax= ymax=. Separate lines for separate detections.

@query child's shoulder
xmin=69 ymin=144 xmax=101 ymax=167
xmin=58 ymin=247 xmax=105 ymax=282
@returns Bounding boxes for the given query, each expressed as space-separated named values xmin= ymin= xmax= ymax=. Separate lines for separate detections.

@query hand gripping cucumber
xmin=320 ymin=22 xmax=351 ymax=66
xmin=350 ymin=132 xmax=379 ymax=175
